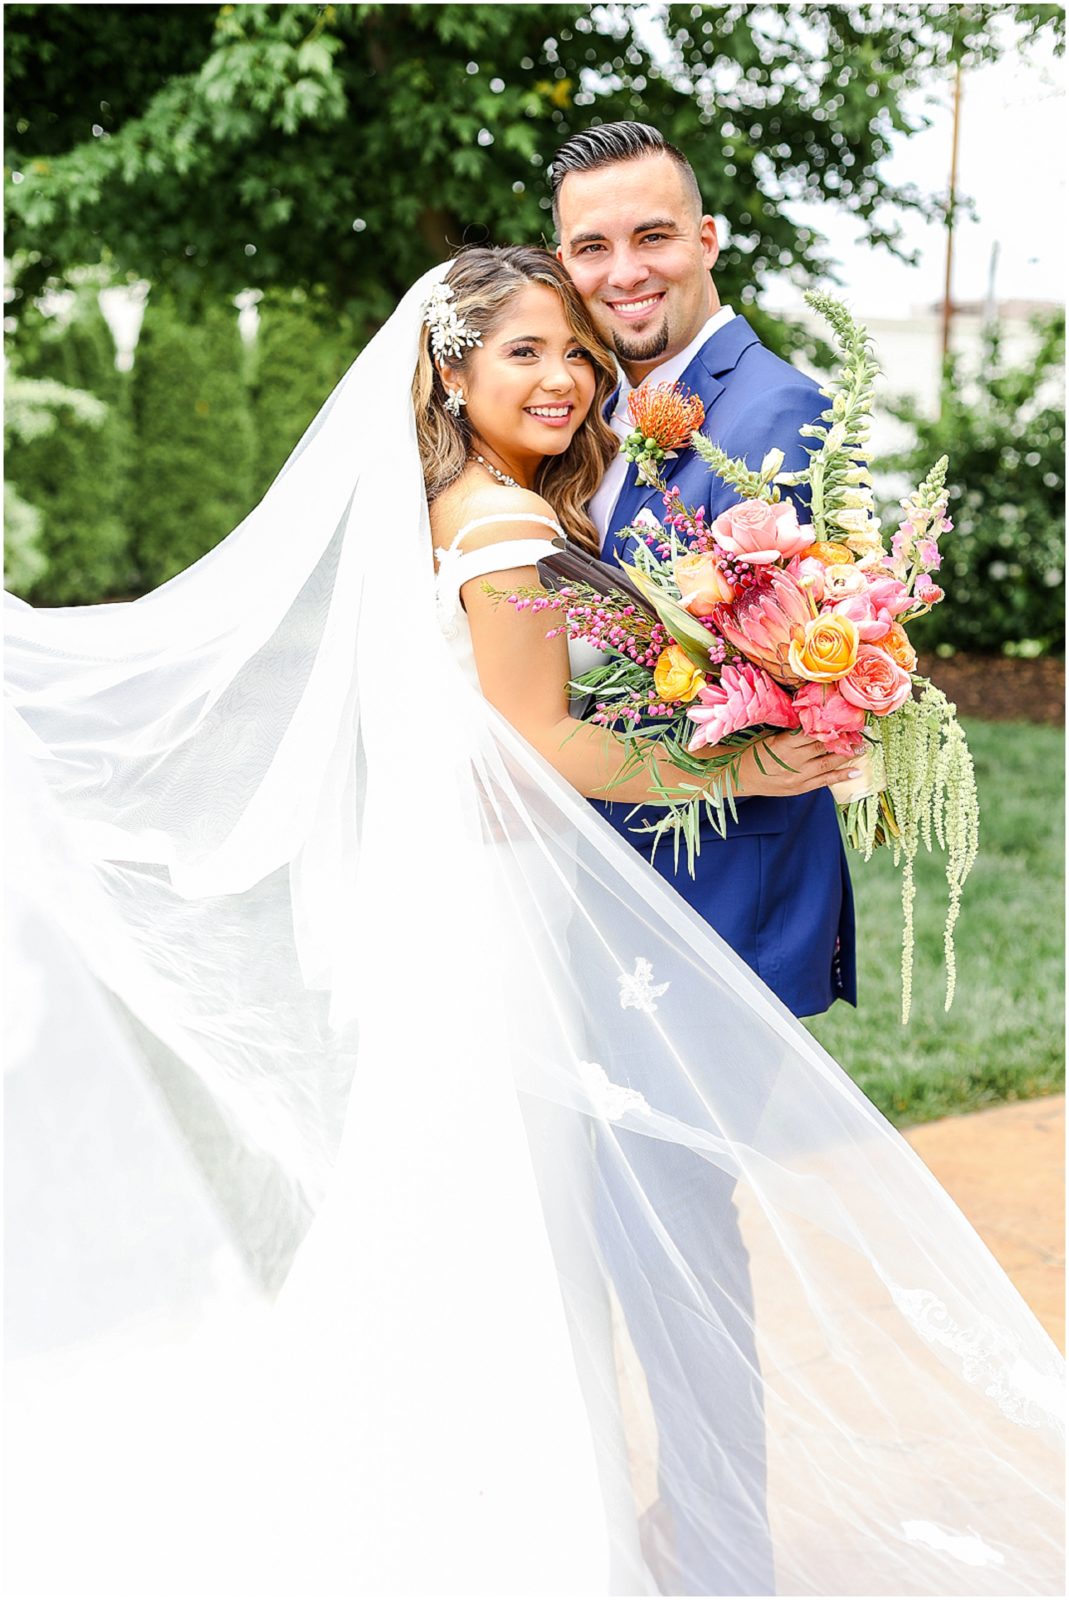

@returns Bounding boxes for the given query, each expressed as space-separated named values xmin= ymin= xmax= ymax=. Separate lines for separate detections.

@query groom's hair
xmin=550 ymin=121 xmax=703 ymax=233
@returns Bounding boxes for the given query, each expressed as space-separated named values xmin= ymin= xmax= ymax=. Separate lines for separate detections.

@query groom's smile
xmin=604 ymin=290 xmax=668 ymax=324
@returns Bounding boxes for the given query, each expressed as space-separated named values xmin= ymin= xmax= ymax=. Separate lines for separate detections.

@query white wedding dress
xmin=4 ymin=263 xmax=1064 ymax=1598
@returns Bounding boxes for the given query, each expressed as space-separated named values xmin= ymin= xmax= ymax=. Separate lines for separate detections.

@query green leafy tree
xmin=249 ymin=290 xmax=355 ymax=499
xmin=6 ymin=3 xmax=1063 ymax=355
xmin=886 ymin=311 xmax=1065 ymax=656
xmin=130 ymin=296 xmax=256 ymax=589
xmin=7 ymin=299 xmax=137 ymax=604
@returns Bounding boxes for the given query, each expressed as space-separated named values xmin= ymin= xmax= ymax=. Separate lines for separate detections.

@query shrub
xmin=130 ymin=296 xmax=256 ymax=591
xmin=249 ymin=291 xmax=355 ymax=501
xmin=7 ymin=300 xmax=138 ymax=604
xmin=885 ymin=312 xmax=1065 ymax=656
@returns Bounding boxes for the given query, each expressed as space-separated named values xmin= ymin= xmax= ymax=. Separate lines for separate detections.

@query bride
xmin=4 ymin=246 xmax=1063 ymax=1599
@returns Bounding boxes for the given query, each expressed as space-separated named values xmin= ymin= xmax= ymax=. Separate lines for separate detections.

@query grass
xmin=805 ymin=718 xmax=1065 ymax=1129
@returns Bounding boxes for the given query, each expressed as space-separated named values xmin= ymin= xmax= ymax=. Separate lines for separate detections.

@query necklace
xmin=469 ymin=451 xmax=519 ymax=489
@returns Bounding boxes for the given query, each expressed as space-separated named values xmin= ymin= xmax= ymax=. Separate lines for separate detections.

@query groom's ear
xmin=554 ymin=243 xmax=565 ymax=265
xmin=700 ymin=216 xmax=720 ymax=271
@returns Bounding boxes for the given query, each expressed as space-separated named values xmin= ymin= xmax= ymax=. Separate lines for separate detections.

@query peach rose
xmin=653 ymin=644 xmax=705 ymax=703
xmin=873 ymin=622 xmax=917 ymax=673
xmin=673 ymin=552 xmax=735 ymax=616
xmin=838 ymin=645 xmax=913 ymax=716
xmin=787 ymin=613 xmax=860 ymax=682
xmin=712 ymin=498 xmax=813 ymax=565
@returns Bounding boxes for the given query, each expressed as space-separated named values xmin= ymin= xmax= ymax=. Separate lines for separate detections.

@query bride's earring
xmin=444 ymin=389 xmax=466 ymax=418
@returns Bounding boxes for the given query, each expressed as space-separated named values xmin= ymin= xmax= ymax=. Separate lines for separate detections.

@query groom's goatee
xmin=614 ymin=323 xmax=670 ymax=364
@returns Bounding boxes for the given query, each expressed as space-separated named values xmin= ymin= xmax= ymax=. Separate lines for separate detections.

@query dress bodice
xmin=433 ymin=513 xmax=607 ymax=690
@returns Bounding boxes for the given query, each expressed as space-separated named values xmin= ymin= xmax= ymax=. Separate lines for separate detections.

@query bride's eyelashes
xmin=505 ymin=343 xmax=593 ymax=362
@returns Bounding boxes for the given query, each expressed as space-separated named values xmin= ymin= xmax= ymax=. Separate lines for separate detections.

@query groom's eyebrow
xmin=566 ymin=217 xmax=679 ymax=248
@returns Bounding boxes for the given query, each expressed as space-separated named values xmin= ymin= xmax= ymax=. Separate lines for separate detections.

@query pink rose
xmin=838 ymin=645 xmax=913 ymax=716
xmin=830 ymin=574 xmax=914 ymax=641
xmin=673 ymin=551 xmax=735 ymax=616
xmin=794 ymin=682 xmax=867 ymax=755
xmin=712 ymin=498 xmax=813 ymax=565
xmin=686 ymin=661 xmax=800 ymax=753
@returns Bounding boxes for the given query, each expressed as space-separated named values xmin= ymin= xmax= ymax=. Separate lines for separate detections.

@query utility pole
xmin=940 ymin=59 xmax=964 ymax=382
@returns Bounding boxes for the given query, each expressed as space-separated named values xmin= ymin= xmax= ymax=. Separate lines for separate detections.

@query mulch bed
xmin=916 ymin=653 xmax=1065 ymax=726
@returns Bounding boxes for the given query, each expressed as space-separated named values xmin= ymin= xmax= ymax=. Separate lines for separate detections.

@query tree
xmin=6 ymin=3 xmax=1063 ymax=355
xmin=885 ymin=311 xmax=1065 ymax=656
xmin=7 ymin=298 xmax=137 ymax=604
xmin=130 ymin=296 xmax=256 ymax=589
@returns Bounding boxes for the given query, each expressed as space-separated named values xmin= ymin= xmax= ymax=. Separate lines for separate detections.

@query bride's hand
xmin=702 ymin=730 xmax=861 ymax=799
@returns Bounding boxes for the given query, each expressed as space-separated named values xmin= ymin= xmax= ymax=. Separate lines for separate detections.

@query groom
xmin=554 ymin=120 xmax=856 ymax=1021
xmin=552 ymin=122 xmax=855 ymax=1594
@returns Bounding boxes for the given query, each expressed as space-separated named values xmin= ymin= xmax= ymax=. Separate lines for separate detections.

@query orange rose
xmin=799 ymin=541 xmax=855 ymax=566
xmin=873 ymin=622 xmax=917 ymax=673
xmin=788 ymin=613 xmax=860 ymax=682
xmin=653 ymin=644 xmax=705 ymax=703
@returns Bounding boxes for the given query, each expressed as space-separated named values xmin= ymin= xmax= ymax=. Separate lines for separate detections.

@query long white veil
xmin=4 ymin=263 xmax=1063 ymax=1598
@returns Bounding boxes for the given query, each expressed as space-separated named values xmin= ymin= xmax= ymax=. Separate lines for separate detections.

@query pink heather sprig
xmin=546 ymin=600 xmax=668 ymax=669
xmin=591 ymin=693 xmax=680 ymax=728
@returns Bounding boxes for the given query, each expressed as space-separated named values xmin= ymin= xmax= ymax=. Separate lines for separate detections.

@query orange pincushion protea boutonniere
xmin=623 ymin=381 xmax=706 ymax=487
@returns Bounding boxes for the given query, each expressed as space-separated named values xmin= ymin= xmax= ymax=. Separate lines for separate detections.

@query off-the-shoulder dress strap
xmin=445 ymin=511 xmax=566 ymax=552
xmin=433 ymin=513 xmax=565 ymax=637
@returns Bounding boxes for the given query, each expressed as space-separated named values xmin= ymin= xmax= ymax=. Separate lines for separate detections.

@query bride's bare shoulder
xmin=430 ymin=477 xmax=557 ymax=554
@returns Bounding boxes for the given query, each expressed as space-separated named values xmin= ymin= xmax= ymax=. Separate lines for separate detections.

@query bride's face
xmin=454 ymin=283 xmax=598 ymax=468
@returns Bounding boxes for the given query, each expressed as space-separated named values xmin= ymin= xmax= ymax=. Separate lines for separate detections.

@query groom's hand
xmin=727 ymin=731 xmax=860 ymax=798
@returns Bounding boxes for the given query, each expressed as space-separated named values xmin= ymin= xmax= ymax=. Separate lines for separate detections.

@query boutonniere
xmin=621 ymin=380 xmax=706 ymax=488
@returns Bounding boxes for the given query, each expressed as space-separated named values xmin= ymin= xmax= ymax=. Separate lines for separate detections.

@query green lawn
xmin=806 ymin=718 xmax=1065 ymax=1129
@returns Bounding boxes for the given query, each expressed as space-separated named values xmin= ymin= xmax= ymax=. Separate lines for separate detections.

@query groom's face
xmin=556 ymin=153 xmax=719 ymax=382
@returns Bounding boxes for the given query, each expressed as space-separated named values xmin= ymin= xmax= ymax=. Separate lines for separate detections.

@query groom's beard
xmin=611 ymin=320 xmax=670 ymax=366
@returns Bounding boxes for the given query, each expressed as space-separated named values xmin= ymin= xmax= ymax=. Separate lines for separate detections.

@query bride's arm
xmin=456 ymin=509 xmax=854 ymax=803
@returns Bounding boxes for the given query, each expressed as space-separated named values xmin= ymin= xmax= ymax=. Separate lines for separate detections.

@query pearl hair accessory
xmin=422 ymin=281 xmax=482 ymax=362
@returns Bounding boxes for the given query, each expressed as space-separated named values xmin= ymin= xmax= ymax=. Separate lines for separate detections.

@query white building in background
xmin=785 ymin=299 xmax=1063 ymax=459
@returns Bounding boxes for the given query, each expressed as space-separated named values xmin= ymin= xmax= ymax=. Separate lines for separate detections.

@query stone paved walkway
xmin=904 ymin=1093 xmax=1065 ymax=1349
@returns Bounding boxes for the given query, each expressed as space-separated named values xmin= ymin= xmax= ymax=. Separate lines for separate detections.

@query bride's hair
xmin=413 ymin=245 xmax=618 ymax=554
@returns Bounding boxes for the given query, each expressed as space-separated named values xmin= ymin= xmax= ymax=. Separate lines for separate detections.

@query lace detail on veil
xmin=890 ymin=1285 xmax=1062 ymax=1430
xmin=577 ymin=1060 xmax=652 ymax=1123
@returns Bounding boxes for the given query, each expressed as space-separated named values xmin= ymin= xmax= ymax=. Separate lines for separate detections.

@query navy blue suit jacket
xmin=592 ymin=315 xmax=857 ymax=1017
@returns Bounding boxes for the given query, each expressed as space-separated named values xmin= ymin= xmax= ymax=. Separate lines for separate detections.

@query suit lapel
xmin=604 ymin=318 xmax=761 ymax=561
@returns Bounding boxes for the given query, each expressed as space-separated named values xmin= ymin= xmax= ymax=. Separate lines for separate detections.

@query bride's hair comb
xmin=422 ymin=281 xmax=483 ymax=363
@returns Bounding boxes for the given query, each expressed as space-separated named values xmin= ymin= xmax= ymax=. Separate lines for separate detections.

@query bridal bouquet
xmin=499 ymin=294 xmax=979 ymax=1020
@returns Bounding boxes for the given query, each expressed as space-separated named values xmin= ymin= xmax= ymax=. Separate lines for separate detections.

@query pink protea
xmin=712 ymin=565 xmax=812 ymax=686
xmin=687 ymin=662 xmax=801 ymax=752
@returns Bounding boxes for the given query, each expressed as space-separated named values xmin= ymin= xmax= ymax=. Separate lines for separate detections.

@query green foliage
xmin=131 ymin=296 xmax=256 ymax=590
xmin=5 ymin=4 xmax=1063 ymax=357
xmin=886 ymin=311 xmax=1065 ymax=655
xmin=249 ymin=291 xmax=355 ymax=500
xmin=6 ymin=301 xmax=137 ymax=604
xmin=808 ymin=717 xmax=1064 ymax=1126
